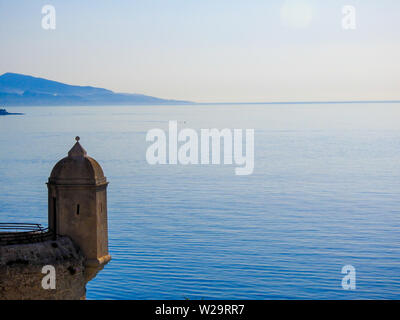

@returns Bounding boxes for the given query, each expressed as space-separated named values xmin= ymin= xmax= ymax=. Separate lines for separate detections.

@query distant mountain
xmin=0 ymin=73 xmax=192 ymax=106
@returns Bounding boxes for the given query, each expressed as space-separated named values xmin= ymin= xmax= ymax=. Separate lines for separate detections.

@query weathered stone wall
xmin=0 ymin=236 xmax=87 ymax=300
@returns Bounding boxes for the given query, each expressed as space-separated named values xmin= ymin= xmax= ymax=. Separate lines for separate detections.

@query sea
xmin=0 ymin=103 xmax=399 ymax=299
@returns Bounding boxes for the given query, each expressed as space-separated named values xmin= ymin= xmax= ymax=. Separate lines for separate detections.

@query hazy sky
xmin=0 ymin=0 xmax=399 ymax=102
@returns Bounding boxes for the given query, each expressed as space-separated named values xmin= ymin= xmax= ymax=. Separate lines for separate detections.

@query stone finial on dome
xmin=68 ymin=136 xmax=87 ymax=158
xmin=49 ymin=137 xmax=106 ymax=185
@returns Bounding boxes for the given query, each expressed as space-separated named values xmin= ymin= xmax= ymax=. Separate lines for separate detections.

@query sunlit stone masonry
xmin=0 ymin=137 xmax=111 ymax=300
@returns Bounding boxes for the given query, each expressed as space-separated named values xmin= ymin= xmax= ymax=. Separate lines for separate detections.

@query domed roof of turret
xmin=49 ymin=137 xmax=107 ymax=185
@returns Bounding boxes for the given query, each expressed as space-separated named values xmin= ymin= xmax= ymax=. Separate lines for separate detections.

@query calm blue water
xmin=1 ymin=103 xmax=400 ymax=299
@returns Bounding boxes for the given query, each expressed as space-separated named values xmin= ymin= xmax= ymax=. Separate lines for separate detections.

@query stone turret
xmin=0 ymin=138 xmax=111 ymax=299
xmin=47 ymin=137 xmax=111 ymax=279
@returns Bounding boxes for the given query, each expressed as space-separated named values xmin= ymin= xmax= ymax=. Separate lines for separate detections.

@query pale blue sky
xmin=0 ymin=0 xmax=399 ymax=102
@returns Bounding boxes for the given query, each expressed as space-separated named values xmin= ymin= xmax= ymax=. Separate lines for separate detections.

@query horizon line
xmin=3 ymin=100 xmax=400 ymax=107
xmin=194 ymin=100 xmax=400 ymax=105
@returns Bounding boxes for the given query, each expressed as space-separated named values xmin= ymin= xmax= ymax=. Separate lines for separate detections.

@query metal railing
xmin=0 ymin=223 xmax=54 ymax=246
